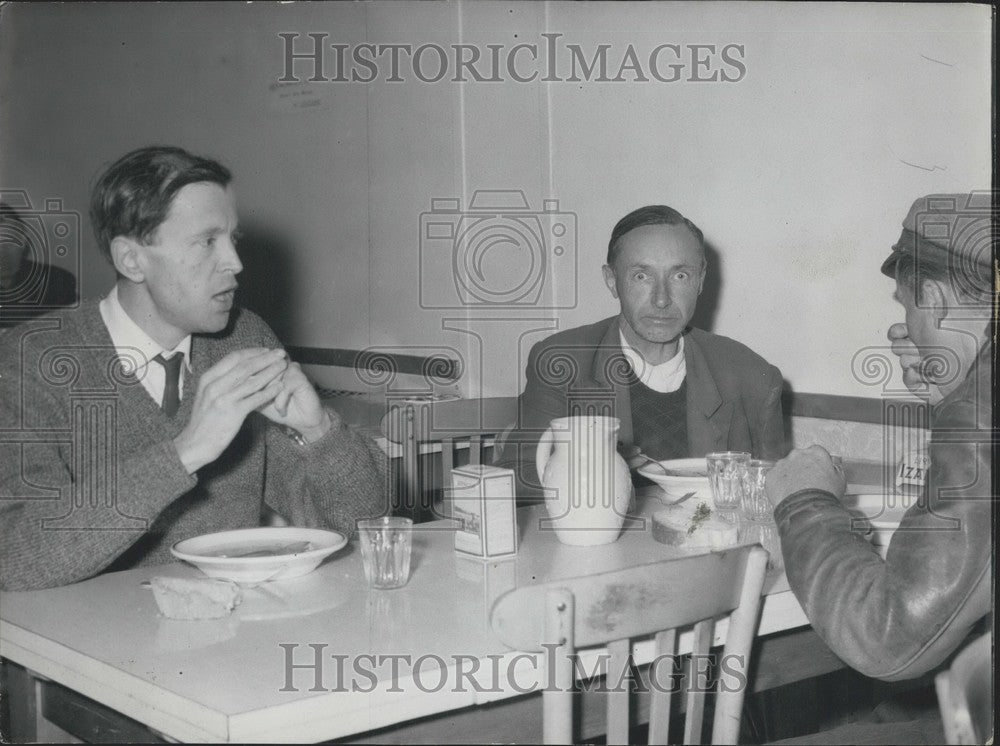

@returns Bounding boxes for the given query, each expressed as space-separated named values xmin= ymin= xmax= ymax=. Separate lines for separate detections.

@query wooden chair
xmin=935 ymin=633 xmax=993 ymax=745
xmin=491 ymin=545 xmax=769 ymax=745
xmin=381 ymin=397 xmax=517 ymax=520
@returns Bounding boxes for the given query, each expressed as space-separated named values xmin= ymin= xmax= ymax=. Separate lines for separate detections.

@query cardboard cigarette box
xmin=452 ymin=464 xmax=518 ymax=558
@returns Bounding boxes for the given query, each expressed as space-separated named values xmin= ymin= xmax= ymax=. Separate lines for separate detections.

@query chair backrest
xmin=491 ymin=545 xmax=769 ymax=745
xmin=381 ymin=397 xmax=518 ymax=520
xmin=935 ymin=633 xmax=993 ymax=745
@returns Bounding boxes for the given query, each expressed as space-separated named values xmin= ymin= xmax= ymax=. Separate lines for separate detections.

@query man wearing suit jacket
xmin=499 ymin=204 xmax=786 ymax=499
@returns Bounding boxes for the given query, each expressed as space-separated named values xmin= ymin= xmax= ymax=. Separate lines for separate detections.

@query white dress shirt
xmin=618 ymin=329 xmax=687 ymax=393
xmin=99 ymin=286 xmax=192 ymax=408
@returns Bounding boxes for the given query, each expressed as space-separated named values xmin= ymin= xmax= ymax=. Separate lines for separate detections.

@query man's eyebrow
xmin=622 ymin=263 xmax=703 ymax=275
xmin=189 ymin=225 xmax=231 ymax=240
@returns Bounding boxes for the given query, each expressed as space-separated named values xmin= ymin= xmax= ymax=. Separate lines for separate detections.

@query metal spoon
xmin=627 ymin=450 xmax=672 ymax=475
xmin=662 ymin=491 xmax=697 ymax=506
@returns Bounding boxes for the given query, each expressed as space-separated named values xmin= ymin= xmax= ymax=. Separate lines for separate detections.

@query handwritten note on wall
xmin=268 ymin=81 xmax=331 ymax=114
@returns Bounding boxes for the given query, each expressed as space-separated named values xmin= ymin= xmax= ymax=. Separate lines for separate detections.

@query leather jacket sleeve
xmin=774 ymin=345 xmax=992 ymax=681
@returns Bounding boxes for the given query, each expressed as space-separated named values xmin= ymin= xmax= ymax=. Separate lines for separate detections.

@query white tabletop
xmin=0 ymin=491 xmax=809 ymax=743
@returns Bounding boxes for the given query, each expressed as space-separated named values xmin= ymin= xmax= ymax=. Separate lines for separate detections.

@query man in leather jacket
xmin=765 ymin=193 xmax=993 ymax=742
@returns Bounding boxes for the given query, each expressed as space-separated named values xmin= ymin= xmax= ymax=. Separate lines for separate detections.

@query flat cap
xmin=880 ymin=192 xmax=995 ymax=278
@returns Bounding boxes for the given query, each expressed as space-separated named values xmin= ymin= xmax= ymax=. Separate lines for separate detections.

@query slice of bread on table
xmin=151 ymin=576 xmax=243 ymax=620
xmin=652 ymin=501 xmax=738 ymax=549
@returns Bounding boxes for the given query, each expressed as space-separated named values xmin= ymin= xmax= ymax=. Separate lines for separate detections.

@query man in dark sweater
xmin=498 ymin=204 xmax=786 ymax=498
xmin=0 ymin=146 xmax=388 ymax=590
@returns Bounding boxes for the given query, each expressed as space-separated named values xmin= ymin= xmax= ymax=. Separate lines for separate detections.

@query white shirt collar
xmin=618 ymin=328 xmax=687 ymax=393
xmin=99 ymin=285 xmax=192 ymax=375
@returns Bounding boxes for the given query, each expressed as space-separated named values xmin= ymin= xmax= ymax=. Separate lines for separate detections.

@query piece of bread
xmin=652 ymin=505 xmax=738 ymax=549
xmin=151 ymin=576 xmax=243 ymax=620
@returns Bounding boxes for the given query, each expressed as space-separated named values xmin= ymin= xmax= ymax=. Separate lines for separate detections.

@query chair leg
xmin=684 ymin=619 xmax=714 ymax=745
xmin=606 ymin=639 xmax=631 ymax=745
xmin=1 ymin=659 xmax=39 ymax=742
xmin=648 ymin=629 xmax=677 ymax=745
xmin=544 ymin=589 xmax=575 ymax=745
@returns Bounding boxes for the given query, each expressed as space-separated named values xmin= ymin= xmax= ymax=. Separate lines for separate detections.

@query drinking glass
xmin=357 ymin=517 xmax=413 ymax=589
xmin=739 ymin=520 xmax=784 ymax=572
xmin=706 ymin=451 xmax=750 ymax=510
xmin=741 ymin=459 xmax=775 ymax=522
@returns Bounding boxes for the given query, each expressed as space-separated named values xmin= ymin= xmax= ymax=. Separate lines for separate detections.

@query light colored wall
xmin=1 ymin=2 xmax=991 ymax=400
xmin=790 ymin=417 xmax=928 ymax=466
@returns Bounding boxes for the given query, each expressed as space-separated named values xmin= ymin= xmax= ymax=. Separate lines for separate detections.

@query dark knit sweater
xmin=629 ymin=376 xmax=689 ymax=461
xmin=0 ymin=301 xmax=389 ymax=590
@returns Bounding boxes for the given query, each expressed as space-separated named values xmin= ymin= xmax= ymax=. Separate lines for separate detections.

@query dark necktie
xmin=153 ymin=353 xmax=183 ymax=417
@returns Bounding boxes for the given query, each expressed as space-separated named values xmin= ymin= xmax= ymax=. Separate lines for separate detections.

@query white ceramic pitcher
xmin=535 ymin=415 xmax=632 ymax=546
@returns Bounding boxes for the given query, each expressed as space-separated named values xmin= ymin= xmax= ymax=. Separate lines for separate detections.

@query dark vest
xmin=628 ymin=371 xmax=689 ymax=461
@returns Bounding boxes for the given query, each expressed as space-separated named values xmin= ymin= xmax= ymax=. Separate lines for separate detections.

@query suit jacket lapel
xmin=683 ymin=330 xmax=732 ymax=455
xmin=589 ymin=317 xmax=635 ymax=448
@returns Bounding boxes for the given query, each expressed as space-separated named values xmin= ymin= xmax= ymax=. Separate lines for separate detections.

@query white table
xmin=1 ymin=492 xmax=815 ymax=743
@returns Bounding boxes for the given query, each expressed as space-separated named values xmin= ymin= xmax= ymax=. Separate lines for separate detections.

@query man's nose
xmin=651 ymin=279 xmax=671 ymax=308
xmin=220 ymin=237 xmax=243 ymax=275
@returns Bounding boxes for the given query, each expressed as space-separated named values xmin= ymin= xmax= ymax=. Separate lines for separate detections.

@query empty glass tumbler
xmin=706 ymin=451 xmax=750 ymax=510
xmin=741 ymin=459 xmax=776 ymax=522
xmin=357 ymin=517 xmax=413 ymax=589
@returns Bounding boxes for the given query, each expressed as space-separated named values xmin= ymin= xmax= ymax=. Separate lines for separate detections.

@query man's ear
xmin=602 ymin=264 xmax=619 ymax=299
xmin=919 ymin=278 xmax=948 ymax=319
xmin=110 ymin=237 xmax=145 ymax=283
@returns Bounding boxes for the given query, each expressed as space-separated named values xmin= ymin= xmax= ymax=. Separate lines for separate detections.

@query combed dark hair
xmin=606 ymin=205 xmax=706 ymax=266
xmin=89 ymin=146 xmax=232 ymax=263
xmin=894 ymin=253 xmax=992 ymax=307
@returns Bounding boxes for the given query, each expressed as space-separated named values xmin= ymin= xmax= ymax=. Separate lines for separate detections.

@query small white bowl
xmin=841 ymin=493 xmax=909 ymax=559
xmin=638 ymin=457 xmax=711 ymax=500
xmin=171 ymin=527 xmax=347 ymax=584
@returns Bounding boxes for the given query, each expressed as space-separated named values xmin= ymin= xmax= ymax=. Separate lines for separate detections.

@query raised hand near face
xmin=173 ymin=348 xmax=288 ymax=474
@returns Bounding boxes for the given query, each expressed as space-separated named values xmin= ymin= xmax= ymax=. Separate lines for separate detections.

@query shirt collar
xmin=99 ymin=285 xmax=193 ymax=373
xmin=618 ymin=327 xmax=686 ymax=392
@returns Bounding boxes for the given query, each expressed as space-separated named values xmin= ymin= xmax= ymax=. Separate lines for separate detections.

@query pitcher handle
xmin=535 ymin=424 xmax=555 ymax=484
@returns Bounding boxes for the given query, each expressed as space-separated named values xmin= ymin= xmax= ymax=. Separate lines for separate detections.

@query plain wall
xmin=1 ymin=1 xmax=991 ymax=399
